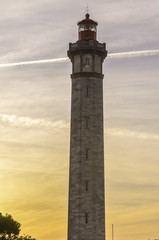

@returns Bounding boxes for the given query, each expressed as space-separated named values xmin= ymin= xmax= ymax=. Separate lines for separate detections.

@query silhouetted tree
xmin=0 ymin=213 xmax=20 ymax=237
xmin=0 ymin=213 xmax=36 ymax=240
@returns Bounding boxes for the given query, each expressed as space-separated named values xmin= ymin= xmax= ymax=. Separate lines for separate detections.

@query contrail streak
xmin=108 ymin=49 xmax=159 ymax=59
xmin=0 ymin=57 xmax=69 ymax=68
xmin=0 ymin=49 xmax=158 ymax=68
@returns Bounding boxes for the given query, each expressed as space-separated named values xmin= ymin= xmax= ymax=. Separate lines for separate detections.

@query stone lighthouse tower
xmin=67 ymin=13 xmax=107 ymax=240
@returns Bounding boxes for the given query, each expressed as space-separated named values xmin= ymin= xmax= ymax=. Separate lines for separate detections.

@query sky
xmin=0 ymin=1 xmax=159 ymax=240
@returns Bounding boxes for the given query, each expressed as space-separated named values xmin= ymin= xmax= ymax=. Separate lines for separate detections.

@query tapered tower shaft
xmin=68 ymin=14 xmax=107 ymax=240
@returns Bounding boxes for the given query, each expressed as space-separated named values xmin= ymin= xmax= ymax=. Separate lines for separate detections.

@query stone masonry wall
xmin=68 ymin=76 xmax=105 ymax=240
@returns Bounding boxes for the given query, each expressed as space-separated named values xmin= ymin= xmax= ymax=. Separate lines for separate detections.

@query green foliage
xmin=0 ymin=213 xmax=36 ymax=240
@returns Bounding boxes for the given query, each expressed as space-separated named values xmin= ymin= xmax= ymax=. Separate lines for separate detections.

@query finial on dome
xmin=85 ymin=3 xmax=90 ymax=14
xmin=85 ymin=3 xmax=90 ymax=19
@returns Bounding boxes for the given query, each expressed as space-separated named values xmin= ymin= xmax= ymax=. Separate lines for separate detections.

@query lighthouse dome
xmin=77 ymin=14 xmax=98 ymax=40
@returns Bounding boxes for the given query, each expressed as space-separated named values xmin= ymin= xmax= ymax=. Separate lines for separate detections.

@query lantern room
xmin=77 ymin=13 xmax=98 ymax=41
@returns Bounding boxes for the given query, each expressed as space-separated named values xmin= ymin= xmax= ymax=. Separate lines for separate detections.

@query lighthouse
xmin=67 ymin=13 xmax=107 ymax=240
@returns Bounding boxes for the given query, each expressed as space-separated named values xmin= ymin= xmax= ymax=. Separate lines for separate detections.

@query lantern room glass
xmin=79 ymin=24 xmax=97 ymax=32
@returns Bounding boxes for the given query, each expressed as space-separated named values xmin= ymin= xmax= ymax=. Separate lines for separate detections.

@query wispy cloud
xmin=1 ymin=114 xmax=159 ymax=141
xmin=0 ymin=50 xmax=159 ymax=68
xmin=106 ymin=128 xmax=159 ymax=140
xmin=0 ymin=114 xmax=69 ymax=129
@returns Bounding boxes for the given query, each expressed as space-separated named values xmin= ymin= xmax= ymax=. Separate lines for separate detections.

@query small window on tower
xmin=85 ymin=118 xmax=90 ymax=129
xmin=85 ymin=181 xmax=89 ymax=191
xmin=86 ymin=58 xmax=89 ymax=67
xmin=86 ymin=86 xmax=90 ymax=97
xmin=85 ymin=213 xmax=88 ymax=224
xmin=86 ymin=148 xmax=89 ymax=160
